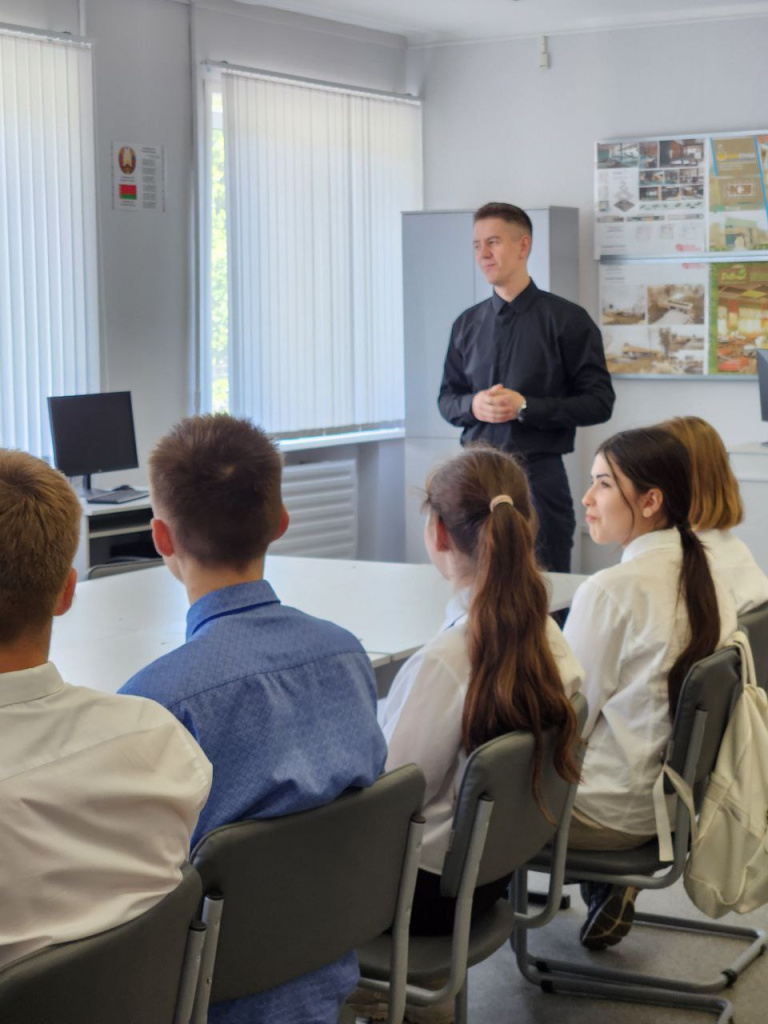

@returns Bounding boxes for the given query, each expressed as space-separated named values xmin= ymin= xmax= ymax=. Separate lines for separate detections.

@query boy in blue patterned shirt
xmin=120 ymin=414 xmax=387 ymax=1024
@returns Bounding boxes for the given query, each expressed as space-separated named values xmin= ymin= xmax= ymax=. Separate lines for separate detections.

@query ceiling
xmin=242 ymin=0 xmax=768 ymax=44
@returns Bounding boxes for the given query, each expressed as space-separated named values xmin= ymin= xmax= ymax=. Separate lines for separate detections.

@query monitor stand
xmin=77 ymin=474 xmax=149 ymax=505
xmin=77 ymin=475 xmax=110 ymax=501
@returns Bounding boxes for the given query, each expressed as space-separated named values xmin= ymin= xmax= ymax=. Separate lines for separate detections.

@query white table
xmin=50 ymin=556 xmax=588 ymax=695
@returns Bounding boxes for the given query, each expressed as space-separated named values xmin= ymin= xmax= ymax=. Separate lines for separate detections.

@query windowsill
xmin=277 ymin=427 xmax=405 ymax=453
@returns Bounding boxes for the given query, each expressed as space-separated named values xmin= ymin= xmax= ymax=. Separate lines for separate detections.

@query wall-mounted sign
xmin=111 ymin=142 xmax=165 ymax=212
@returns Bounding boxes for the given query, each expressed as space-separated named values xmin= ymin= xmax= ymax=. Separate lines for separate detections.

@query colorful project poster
xmin=595 ymin=136 xmax=706 ymax=257
xmin=709 ymin=262 xmax=768 ymax=375
xmin=600 ymin=262 xmax=708 ymax=376
xmin=111 ymin=142 xmax=166 ymax=212
xmin=709 ymin=135 xmax=768 ymax=251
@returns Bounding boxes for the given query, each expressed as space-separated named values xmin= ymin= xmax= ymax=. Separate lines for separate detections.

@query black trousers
xmin=524 ymin=454 xmax=576 ymax=574
xmin=408 ymin=868 xmax=512 ymax=937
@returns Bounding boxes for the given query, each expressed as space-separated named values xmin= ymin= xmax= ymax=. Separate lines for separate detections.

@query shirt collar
xmin=187 ymin=579 xmax=281 ymax=640
xmin=491 ymin=278 xmax=539 ymax=316
xmin=621 ymin=527 xmax=681 ymax=564
xmin=0 ymin=661 xmax=65 ymax=708
xmin=440 ymin=586 xmax=471 ymax=631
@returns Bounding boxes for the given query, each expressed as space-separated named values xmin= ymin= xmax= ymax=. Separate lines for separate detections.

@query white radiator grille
xmin=271 ymin=460 xmax=358 ymax=558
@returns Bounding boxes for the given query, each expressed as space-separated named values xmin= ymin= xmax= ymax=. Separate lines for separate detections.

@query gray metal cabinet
xmin=402 ymin=208 xmax=580 ymax=562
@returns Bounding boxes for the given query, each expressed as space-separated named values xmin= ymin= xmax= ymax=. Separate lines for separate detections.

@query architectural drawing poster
xmin=595 ymin=136 xmax=707 ymax=257
xmin=601 ymin=260 xmax=768 ymax=376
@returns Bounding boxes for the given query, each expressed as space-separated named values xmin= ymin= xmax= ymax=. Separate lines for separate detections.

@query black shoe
xmin=579 ymin=884 xmax=639 ymax=951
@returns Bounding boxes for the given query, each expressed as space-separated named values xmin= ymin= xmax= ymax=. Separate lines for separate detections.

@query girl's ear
xmin=434 ymin=516 xmax=452 ymax=552
xmin=640 ymin=487 xmax=664 ymax=519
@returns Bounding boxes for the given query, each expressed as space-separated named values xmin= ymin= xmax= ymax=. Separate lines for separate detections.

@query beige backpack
xmin=660 ymin=632 xmax=768 ymax=918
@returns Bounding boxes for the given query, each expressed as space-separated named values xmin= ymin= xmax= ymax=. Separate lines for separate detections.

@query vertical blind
xmin=0 ymin=30 xmax=99 ymax=457
xmin=222 ymin=70 xmax=422 ymax=435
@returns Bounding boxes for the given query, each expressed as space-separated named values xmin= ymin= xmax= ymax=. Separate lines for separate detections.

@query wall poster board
xmin=600 ymin=260 xmax=768 ymax=377
xmin=596 ymin=130 xmax=768 ymax=377
xmin=596 ymin=131 xmax=768 ymax=258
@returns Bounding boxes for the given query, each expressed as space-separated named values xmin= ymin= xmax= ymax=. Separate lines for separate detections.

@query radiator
xmin=270 ymin=459 xmax=358 ymax=559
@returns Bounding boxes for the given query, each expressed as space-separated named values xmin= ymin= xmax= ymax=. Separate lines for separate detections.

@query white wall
xmin=193 ymin=0 xmax=406 ymax=87
xmin=415 ymin=15 xmax=768 ymax=570
xmin=0 ymin=0 xmax=76 ymax=31
xmin=1 ymin=0 xmax=409 ymax=559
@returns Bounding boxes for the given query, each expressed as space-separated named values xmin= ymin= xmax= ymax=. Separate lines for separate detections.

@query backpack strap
xmin=652 ymin=760 xmax=697 ymax=863
xmin=733 ymin=630 xmax=757 ymax=692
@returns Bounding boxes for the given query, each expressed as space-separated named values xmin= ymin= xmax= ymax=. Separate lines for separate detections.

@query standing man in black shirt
xmin=438 ymin=202 xmax=615 ymax=572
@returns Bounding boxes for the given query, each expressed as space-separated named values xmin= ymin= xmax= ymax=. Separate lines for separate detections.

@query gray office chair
xmin=189 ymin=765 xmax=426 ymax=1024
xmin=0 ymin=864 xmax=204 ymax=1024
xmin=355 ymin=694 xmax=588 ymax=1024
xmin=513 ymin=646 xmax=768 ymax=1023
xmin=86 ymin=557 xmax=159 ymax=580
xmin=738 ymin=600 xmax=768 ymax=691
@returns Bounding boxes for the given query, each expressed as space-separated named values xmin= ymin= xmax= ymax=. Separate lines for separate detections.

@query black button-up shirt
xmin=438 ymin=279 xmax=615 ymax=458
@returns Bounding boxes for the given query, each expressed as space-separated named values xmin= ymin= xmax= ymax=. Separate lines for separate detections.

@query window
xmin=0 ymin=28 xmax=100 ymax=457
xmin=202 ymin=69 xmax=422 ymax=439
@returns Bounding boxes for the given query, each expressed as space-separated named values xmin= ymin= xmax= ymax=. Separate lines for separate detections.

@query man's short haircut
xmin=474 ymin=202 xmax=533 ymax=237
xmin=0 ymin=449 xmax=81 ymax=644
xmin=149 ymin=414 xmax=283 ymax=568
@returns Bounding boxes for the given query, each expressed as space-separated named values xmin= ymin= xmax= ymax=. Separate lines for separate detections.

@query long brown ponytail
xmin=424 ymin=445 xmax=580 ymax=813
xmin=599 ymin=427 xmax=721 ymax=717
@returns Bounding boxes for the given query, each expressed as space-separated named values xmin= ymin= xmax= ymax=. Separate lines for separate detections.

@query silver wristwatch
xmin=517 ymin=397 xmax=528 ymax=423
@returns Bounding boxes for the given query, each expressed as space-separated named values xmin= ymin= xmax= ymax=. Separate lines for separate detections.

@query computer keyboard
xmin=87 ymin=488 xmax=149 ymax=505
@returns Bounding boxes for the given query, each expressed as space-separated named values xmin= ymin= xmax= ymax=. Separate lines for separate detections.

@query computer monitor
xmin=47 ymin=391 xmax=140 ymax=497
xmin=758 ymin=351 xmax=768 ymax=434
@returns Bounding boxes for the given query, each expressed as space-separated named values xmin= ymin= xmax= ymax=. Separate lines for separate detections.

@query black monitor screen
xmin=47 ymin=392 xmax=139 ymax=478
xmin=758 ymin=351 xmax=768 ymax=423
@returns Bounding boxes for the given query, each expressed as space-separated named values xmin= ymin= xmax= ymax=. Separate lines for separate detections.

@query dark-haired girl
xmin=564 ymin=427 xmax=737 ymax=951
xmin=381 ymin=445 xmax=584 ymax=934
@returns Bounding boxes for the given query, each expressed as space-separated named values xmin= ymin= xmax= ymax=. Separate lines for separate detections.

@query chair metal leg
xmin=173 ymin=921 xmax=207 ymax=1024
xmin=535 ymin=974 xmax=735 ymax=1024
xmin=510 ymin=869 xmax=763 ymax=1022
xmin=454 ymin=982 xmax=468 ymax=1024
xmin=530 ymin=914 xmax=767 ymax=996
xmin=191 ymin=893 xmax=224 ymax=1024
xmin=527 ymin=889 xmax=571 ymax=910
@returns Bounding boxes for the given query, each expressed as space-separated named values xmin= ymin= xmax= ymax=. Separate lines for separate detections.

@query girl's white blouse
xmin=380 ymin=587 xmax=585 ymax=873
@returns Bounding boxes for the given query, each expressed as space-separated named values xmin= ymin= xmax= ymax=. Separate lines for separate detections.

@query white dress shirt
xmin=699 ymin=528 xmax=768 ymax=615
xmin=564 ymin=529 xmax=738 ymax=837
xmin=0 ymin=662 xmax=212 ymax=969
xmin=380 ymin=588 xmax=585 ymax=874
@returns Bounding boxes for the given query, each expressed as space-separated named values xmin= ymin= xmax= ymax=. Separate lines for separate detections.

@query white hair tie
xmin=489 ymin=494 xmax=514 ymax=512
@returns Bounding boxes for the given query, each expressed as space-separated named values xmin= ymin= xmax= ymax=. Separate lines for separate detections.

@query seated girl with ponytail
xmin=381 ymin=445 xmax=584 ymax=937
xmin=563 ymin=426 xmax=738 ymax=952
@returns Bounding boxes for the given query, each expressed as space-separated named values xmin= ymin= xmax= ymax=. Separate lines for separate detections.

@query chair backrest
xmin=190 ymin=764 xmax=425 ymax=1004
xmin=440 ymin=692 xmax=588 ymax=898
xmin=664 ymin=646 xmax=742 ymax=797
xmin=0 ymin=864 xmax=202 ymax=1024
xmin=738 ymin=601 xmax=768 ymax=692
